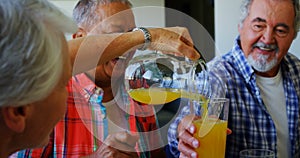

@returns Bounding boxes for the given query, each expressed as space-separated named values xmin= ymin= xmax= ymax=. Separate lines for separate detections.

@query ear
xmin=1 ymin=105 xmax=30 ymax=133
xmin=238 ymin=23 xmax=242 ymax=34
xmin=72 ymin=28 xmax=87 ymax=39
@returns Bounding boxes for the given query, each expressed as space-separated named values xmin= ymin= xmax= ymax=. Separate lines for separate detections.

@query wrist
xmin=133 ymin=27 xmax=151 ymax=50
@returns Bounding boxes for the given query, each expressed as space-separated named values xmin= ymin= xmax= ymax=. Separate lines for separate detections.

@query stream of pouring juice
xmin=128 ymin=87 xmax=206 ymax=105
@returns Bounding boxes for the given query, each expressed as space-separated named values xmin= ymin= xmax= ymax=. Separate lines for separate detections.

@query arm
xmin=68 ymin=27 xmax=200 ymax=75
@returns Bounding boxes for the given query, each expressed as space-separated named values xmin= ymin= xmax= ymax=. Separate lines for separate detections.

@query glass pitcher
xmin=124 ymin=50 xmax=207 ymax=105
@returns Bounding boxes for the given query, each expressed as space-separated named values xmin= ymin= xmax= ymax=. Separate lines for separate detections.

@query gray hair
xmin=0 ymin=0 xmax=77 ymax=107
xmin=73 ymin=0 xmax=132 ymax=30
xmin=239 ymin=0 xmax=300 ymax=38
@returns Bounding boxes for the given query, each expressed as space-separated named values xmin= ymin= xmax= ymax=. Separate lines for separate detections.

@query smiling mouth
xmin=253 ymin=42 xmax=278 ymax=52
xmin=256 ymin=46 xmax=274 ymax=52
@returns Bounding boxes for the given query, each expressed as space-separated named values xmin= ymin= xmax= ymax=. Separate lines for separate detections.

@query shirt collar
xmin=230 ymin=36 xmax=255 ymax=83
xmin=72 ymin=73 xmax=103 ymax=102
xmin=73 ymin=73 xmax=95 ymax=92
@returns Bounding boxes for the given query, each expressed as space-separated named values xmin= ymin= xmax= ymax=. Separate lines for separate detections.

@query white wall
xmin=49 ymin=1 xmax=76 ymax=17
xmin=215 ymin=1 xmax=300 ymax=58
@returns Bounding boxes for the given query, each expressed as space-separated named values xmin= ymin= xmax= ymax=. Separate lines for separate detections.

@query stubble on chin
xmin=247 ymin=53 xmax=278 ymax=72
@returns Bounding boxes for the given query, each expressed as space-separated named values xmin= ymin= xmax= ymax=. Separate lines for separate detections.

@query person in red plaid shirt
xmin=12 ymin=0 xmax=167 ymax=157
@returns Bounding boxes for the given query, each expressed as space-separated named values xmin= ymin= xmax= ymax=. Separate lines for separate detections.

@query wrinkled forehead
xmin=248 ymin=0 xmax=295 ymax=25
xmin=101 ymin=10 xmax=135 ymax=27
xmin=97 ymin=3 xmax=134 ymax=23
xmin=90 ymin=3 xmax=135 ymax=32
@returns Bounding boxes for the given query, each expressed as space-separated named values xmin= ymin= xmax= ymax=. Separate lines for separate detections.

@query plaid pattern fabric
xmin=168 ymin=36 xmax=300 ymax=158
xmin=11 ymin=132 xmax=55 ymax=157
xmin=12 ymin=73 xmax=162 ymax=158
xmin=122 ymin=78 xmax=165 ymax=157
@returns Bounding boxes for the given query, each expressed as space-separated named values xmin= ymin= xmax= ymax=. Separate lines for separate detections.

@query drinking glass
xmin=239 ymin=149 xmax=275 ymax=158
xmin=187 ymin=63 xmax=229 ymax=158
xmin=192 ymin=97 xmax=229 ymax=158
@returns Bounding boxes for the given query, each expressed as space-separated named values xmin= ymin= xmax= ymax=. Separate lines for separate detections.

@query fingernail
xmin=192 ymin=140 xmax=199 ymax=148
xmin=189 ymin=126 xmax=195 ymax=133
xmin=191 ymin=152 xmax=197 ymax=158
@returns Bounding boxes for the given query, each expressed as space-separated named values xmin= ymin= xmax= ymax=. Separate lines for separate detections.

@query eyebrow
xmin=106 ymin=24 xmax=133 ymax=34
xmin=275 ymin=23 xmax=289 ymax=30
xmin=252 ymin=17 xmax=266 ymax=23
xmin=252 ymin=17 xmax=289 ymax=29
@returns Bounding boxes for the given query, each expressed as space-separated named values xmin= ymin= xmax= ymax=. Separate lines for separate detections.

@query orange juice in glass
xmin=192 ymin=98 xmax=229 ymax=158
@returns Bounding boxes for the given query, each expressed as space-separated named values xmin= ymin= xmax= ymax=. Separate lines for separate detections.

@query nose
xmin=261 ymin=28 xmax=275 ymax=44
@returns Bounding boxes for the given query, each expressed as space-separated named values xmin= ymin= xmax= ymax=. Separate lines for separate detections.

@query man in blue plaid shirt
xmin=167 ymin=0 xmax=300 ymax=157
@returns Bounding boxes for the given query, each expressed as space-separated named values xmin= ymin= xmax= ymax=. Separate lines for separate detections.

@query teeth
xmin=259 ymin=47 xmax=272 ymax=51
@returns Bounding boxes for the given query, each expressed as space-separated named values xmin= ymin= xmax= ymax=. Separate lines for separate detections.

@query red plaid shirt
xmin=12 ymin=73 xmax=164 ymax=158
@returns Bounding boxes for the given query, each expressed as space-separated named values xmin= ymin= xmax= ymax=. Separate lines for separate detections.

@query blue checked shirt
xmin=168 ymin=36 xmax=300 ymax=158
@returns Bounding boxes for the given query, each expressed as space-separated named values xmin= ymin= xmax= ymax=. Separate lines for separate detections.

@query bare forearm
xmin=68 ymin=27 xmax=200 ymax=75
xmin=68 ymin=31 xmax=143 ymax=75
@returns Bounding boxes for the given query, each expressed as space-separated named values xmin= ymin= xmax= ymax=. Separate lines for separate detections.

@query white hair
xmin=0 ymin=0 xmax=77 ymax=107
xmin=72 ymin=0 xmax=132 ymax=30
xmin=239 ymin=0 xmax=300 ymax=38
